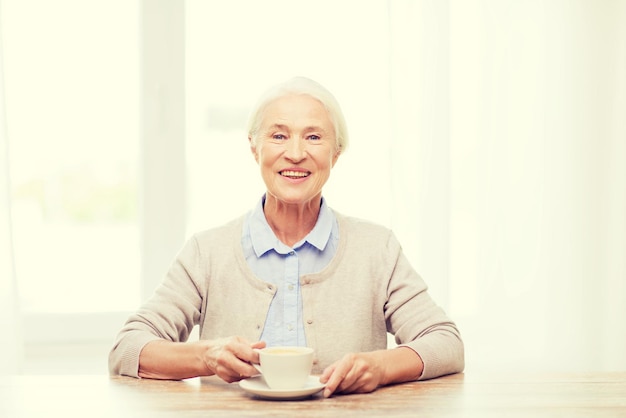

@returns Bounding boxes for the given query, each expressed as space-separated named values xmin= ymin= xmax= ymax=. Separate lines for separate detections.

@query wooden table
xmin=1 ymin=372 xmax=624 ymax=417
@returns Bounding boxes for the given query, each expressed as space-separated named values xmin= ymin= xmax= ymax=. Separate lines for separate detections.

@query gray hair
xmin=246 ymin=77 xmax=349 ymax=154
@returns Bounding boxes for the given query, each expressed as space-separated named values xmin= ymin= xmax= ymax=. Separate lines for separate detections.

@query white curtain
xmin=0 ymin=0 xmax=22 ymax=374
xmin=391 ymin=0 xmax=626 ymax=372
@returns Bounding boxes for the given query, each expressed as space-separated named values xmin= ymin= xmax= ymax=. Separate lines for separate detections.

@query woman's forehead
xmin=260 ymin=94 xmax=334 ymax=128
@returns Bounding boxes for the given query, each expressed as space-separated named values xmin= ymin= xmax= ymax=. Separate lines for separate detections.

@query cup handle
xmin=251 ymin=348 xmax=263 ymax=375
xmin=251 ymin=363 xmax=262 ymax=375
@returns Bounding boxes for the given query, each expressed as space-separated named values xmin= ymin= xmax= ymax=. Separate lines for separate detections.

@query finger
xmin=251 ymin=341 xmax=266 ymax=349
xmin=249 ymin=341 xmax=266 ymax=365
xmin=226 ymin=339 xmax=258 ymax=364
xmin=231 ymin=348 xmax=263 ymax=378
xmin=337 ymin=359 xmax=380 ymax=394
xmin=334 ymin=364 xmax=362 ymax=394
xmin=213 ymin=351 xmax=244 ymax=382
xmin=213 ymin=338 xmax=258 ymax=381
xmin=229 ymin=340 xmax=268 ymax=378
xmin=341 ymin=375 xmax=376 ymax=394
xmin=319 ymin=363 xmax=336 ymax=383
xmin=323 ymin=360 xmax=354 ymax=398
xmin=218 ymin=358 xmax=260 ymax=382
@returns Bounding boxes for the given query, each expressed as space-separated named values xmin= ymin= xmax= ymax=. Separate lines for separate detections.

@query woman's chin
xmin=266 ymin=192 xmax=322 ymax=207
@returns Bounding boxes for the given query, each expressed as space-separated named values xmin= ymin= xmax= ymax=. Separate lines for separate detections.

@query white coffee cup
xmin=253 ymin=346 xmax=314 ymax=390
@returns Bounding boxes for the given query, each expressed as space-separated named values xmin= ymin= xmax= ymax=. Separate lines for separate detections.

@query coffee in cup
xmin=254 ymin=346 xmax=314 ymax=390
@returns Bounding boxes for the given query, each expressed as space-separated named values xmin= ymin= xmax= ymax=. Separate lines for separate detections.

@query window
xmin=3 ymin=1 xmax=140 ymax=325
xmin=5 ymin=0 xmax=395 ymax=345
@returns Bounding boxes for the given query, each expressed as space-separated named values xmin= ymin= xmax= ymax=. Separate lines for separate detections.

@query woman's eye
xmin=307 ymin=134 xmax=321 ymax=140
xmin=272 ymin=134 xmax=287 ymax=140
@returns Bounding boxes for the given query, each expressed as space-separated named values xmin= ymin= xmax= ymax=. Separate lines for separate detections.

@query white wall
xmin=448 ymin=0 xmax=626 ymax=372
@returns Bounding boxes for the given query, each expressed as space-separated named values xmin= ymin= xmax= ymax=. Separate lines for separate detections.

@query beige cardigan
xmin=108 ymin=212 xmax=464 ymax=379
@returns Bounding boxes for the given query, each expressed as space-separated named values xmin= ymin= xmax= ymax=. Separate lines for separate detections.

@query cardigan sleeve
xmin=383 ymin=233 xmax=465 ymax=380
xmin=108 ymin=235 xmax=205 ymax=377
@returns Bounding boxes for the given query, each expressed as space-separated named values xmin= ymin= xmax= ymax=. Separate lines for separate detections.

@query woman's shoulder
xmin=334 ymin=210 xmax=389 ymax=230
xmin=331 ymin=211 xmax=402 ymax=271
xmin=333 ymin=211 xmax=396 ymax=242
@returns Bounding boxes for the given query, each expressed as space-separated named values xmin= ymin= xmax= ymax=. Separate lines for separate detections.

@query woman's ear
xmin=331 ymin=148 xmax=340 ymax=168
xmin=249 ymin=136 xmax=259 ymax=163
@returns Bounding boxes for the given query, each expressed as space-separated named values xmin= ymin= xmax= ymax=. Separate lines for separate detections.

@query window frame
xmin=21 ymin=0 xmax=187 ymax=345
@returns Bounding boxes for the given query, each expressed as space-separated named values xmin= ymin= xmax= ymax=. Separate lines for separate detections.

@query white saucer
xmin=239 ymin=375 xmax=325 ymax=400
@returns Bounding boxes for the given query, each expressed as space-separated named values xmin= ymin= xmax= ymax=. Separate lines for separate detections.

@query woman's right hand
xmin=138 ymin=337 xmax=265 ymax=381
xmin=202 ymin=337 xmax=266 ymax=383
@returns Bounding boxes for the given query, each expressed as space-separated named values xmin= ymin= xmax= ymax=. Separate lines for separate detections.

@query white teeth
xmin=281 ymin=170 xmax=309 ymax=178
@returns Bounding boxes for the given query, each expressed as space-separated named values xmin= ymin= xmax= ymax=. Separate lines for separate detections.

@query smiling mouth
xmin=280 ymin=170 xmax=310 ymax=179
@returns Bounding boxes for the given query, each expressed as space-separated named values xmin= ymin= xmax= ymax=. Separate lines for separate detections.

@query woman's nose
xmin=285 ymin=138 xmax=306 ymax=161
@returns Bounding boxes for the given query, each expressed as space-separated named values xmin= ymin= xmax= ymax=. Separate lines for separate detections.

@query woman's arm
xmin=383 ymin=240 xmax=465 ymax=380
xmin=138 ymin=338 xmax=265 ymax=381
xmin=109 ymin=236 xmax=205 ymax=377
xmin=319 ymin=228 xmax=463 ymax=397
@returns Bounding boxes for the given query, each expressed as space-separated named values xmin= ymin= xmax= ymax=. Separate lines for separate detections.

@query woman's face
xmin=250 ymin=94 xmax=339 ymax=207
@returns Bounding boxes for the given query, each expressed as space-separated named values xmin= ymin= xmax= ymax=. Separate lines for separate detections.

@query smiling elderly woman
xmin=109 ymin=77 xmax=464 ymax=397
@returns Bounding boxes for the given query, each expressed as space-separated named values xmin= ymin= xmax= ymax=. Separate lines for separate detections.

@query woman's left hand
xmin=319 ymin=347 xmax=424 ymax=397
xmin=319 ymin=351 xmax=386 ymax=397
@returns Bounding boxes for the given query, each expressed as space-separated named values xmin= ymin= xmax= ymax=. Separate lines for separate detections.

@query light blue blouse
xmin=241 ymin=195 xmax=339 ymax=347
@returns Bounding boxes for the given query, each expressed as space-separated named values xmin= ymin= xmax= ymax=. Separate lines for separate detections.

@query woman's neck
xmin=263 ymin=194 xmax=321 ymax=247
